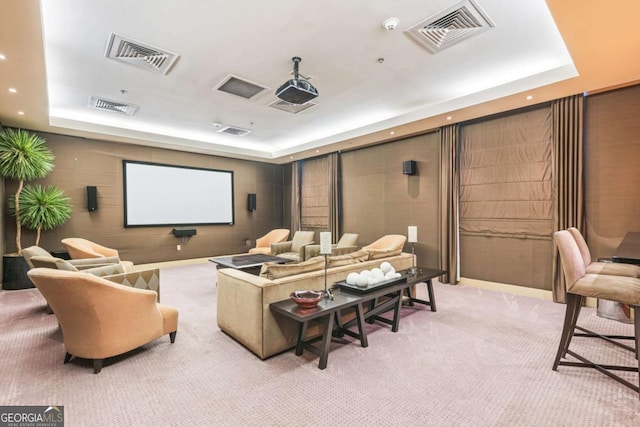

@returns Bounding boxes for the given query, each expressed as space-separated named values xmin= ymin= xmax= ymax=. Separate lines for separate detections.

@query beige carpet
xmin=1 ymin=263 xmax=639 ymax=426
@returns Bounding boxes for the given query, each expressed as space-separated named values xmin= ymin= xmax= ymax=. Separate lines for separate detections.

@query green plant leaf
xmin=0 ymin=128 xmax=54 ymax=180
xmin=15 ymin=184 xmax=72 ymax=231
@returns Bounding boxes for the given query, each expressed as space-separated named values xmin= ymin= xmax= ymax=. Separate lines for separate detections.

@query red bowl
xmin=290 ymin=290 xmax=323 ymax=309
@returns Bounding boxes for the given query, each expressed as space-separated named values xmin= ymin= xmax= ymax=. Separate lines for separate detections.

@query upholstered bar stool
xmin=553 ymin=230 xmax=640 ymax=398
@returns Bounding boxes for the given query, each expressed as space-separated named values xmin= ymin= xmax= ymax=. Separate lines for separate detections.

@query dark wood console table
xmin=270 ymin=266 xmax=445 ymax=369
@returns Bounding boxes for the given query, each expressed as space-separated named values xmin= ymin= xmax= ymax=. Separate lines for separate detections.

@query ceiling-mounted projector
xmin=275 ymin=57 xmax=318 ymax=104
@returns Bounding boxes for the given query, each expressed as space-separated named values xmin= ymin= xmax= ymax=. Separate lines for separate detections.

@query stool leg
xmin=553 ymin=293 xmax=583 ymax=370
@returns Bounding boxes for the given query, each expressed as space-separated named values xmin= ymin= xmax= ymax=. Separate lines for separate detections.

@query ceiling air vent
xmin=88 ymin=96 xmax=138 ymax=115
xmin=214 ymin=75 xmax=269 ymax=100
xmin=269 ymin=99 xmax=317 ymax=114
xmin=406 ymin=0 xmax=494 ymax=53
xmin=217 ymin=126 xmax=252 ymax=137
xmin=105 ymin=33 xmax=179 ymax=75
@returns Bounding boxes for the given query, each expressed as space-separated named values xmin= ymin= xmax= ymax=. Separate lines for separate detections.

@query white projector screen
xmin=123 ymin=160 xmax=234 ymax=227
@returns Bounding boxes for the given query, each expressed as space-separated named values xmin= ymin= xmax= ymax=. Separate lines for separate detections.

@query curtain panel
xmin=551 ymin=94 xmax=584 ymax=303
xmin=440 ymin=125 xmax=460 ymax=284
xmin=291 ymin=161 xmax=301 ymax=232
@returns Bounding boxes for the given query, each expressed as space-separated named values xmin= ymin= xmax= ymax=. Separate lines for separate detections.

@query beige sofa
xmin=217 ymin=251 xmax=414 ymax=359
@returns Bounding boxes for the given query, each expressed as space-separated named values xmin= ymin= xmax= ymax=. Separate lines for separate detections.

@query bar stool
xmin=553 ymin=230 xmax=640 ymax=398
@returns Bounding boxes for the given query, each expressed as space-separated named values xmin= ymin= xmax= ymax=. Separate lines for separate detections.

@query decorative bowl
xmin=290 ymin=290 xmax=324 ymax=309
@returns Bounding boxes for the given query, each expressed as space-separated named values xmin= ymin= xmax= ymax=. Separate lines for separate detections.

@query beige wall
xmin=3 ymin=132 xmax=285 ymax=264
xmin=341 ymin=132 xmax=441 ymax=269
xmin=585 ymin=84 xmax=640 ymax=258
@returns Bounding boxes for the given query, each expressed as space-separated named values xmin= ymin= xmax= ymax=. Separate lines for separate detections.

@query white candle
xmin=408 ymin=226 xmax=418 ymax=243
xmin=320 ymin=232 xmax=332 ymax=254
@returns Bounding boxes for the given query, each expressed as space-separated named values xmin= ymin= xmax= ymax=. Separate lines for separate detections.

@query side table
xmin=270 ymin=293 xmax=367 ymax=370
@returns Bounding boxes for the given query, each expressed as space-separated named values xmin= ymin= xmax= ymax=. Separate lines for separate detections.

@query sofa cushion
xmin=260 ymin=256 xmax=325 ymax=279
xmin=365 ymin=247 xmax=402 ymax=260
xmin=327 ymin=249 xmax=369 ymax=268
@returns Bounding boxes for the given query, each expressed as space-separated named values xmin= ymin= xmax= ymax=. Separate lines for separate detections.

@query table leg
xmin=391 ymin=290 xmax=403 ymax=332
xmin=426 ymin=279 xmax=437 ymax=312
xmin=295 ymin=321 xmax=309 ymax=356
xmin=318 ymin=314 xmax=335 ymax=370
xmin=354 ymin=303 xmax=368 ymax=348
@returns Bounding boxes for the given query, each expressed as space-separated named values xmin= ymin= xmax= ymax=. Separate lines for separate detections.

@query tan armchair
xmin=61 ymin=238 xmax=134 ymax=271
xmin=304 ymin=233 xmax=359 ymax=260
xmin=270 ymin=230 xmax=315 ymax=262
xmin=27 ymin=268 xmax=178 ymax=374
xmin=362 ymin=234 xmax=407 ymax=260
xmin=29 ymin=255 xmax=160 ymax=300
xmin=248 ymin=229 xmax=290 ymax=255
xmin=22 ymin=245 xmax=120 ymax=270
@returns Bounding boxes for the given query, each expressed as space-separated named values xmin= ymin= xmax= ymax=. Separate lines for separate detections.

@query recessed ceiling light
xmin=446 ymin=116 xmax=452 ymax=120
xmin=8 ymin=88 xmax=17 ymax=93
xmin=0 ymin=54 xmax=6 ymax=60
xmin=289 ymin=156 xmax=294 ymax=159
xmin=390 ymin=131 xmax=395 ymax=135
xmin=17 ymin=111 xmax=25 ymax=115
xmin=526 ymin=95 xmax=533 ymax=100
xmin=315 ymin=149 xmax=320 ymax=153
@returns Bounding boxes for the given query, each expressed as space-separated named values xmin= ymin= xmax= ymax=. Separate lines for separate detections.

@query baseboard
xmin=134 ymin=257 xmax=211 ymax=271
xmin=459 ymin=277 xmax=597 ymax=307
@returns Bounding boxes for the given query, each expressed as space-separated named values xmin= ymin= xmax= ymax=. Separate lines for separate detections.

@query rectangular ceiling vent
xmin=88 ymin=96 xmax=138 ymax=115
xmin=217 ymin=126 xmax=252 ymax=137
xmin=269 ymin=99 xmax=317 ymax=114
xmin=105 ymin=33 xmax=179 ymax=75
xmin=214 ymin=75 xmax=270 ymax=100
xmin=406 ymin=0 xmax=494 ymax=53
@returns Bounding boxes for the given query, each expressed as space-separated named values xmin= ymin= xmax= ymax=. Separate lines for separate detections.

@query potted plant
xmin=0 ymin=128 xmax=55 ymax=289
xmin=11 ymin=184 xmax=72 ymax=247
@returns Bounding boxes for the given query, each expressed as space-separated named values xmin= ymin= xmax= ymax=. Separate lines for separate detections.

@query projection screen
xmin=123 ymin=160 xmax=234 ymax=227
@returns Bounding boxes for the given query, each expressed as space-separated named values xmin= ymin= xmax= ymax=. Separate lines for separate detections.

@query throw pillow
xmin=260 ymin=256 xmax=325 ymax=279
xmin=327 ymin=249 xmax=369 ymax=268
xmin=365 ymin=247 xmax=402 ymax=260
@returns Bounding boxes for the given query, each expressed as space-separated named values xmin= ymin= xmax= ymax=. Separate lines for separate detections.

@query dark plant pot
xmin=2 ymin=255 xmax=34 ymax=290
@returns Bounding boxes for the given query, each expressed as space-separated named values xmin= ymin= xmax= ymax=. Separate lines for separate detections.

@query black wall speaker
xmin=403 ymin=160 xmax=417 ymax=175
xmin=87 ymin=186 xmax=98 ymax=211
xmin=247 ymin=193 xmax=257 ymax=211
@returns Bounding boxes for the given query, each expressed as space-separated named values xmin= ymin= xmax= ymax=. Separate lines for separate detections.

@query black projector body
xmin=275 ymin=78 xmax=318 ymax=104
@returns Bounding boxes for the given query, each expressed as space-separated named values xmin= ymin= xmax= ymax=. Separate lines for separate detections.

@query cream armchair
xmin=29 ymin=255 xmax=160 ymax=300
xmin=27 ymin=268 xmax=178 ymax=374
xmin=304 ymin=233 xmax=360 ymax=260
xmin=270 ymin=230 xmax=315 ymax=262
xmin=362 ymin=234 xmax=407 ymax=260
xmin=249 ymin=229 xmax=290 ymax=255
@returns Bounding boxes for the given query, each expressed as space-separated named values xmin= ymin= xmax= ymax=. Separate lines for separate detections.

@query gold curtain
xmin=552 ymin=94 xmax=585 ymax=303
xmin=440 ymin=125 xmax=460 ymax=284
xmin=328 ymin=152 xmax=340 ymax=241
xmin=291 ymin=161 xmax=301 ymax=232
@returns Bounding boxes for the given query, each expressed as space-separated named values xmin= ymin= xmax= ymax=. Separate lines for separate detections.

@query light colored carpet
xmin=1 ymin=263 xmax=639 ymax=426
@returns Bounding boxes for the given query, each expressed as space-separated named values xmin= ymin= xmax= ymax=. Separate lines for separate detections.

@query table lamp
xmin=320 ymin=232 xmax=334 ymax=299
